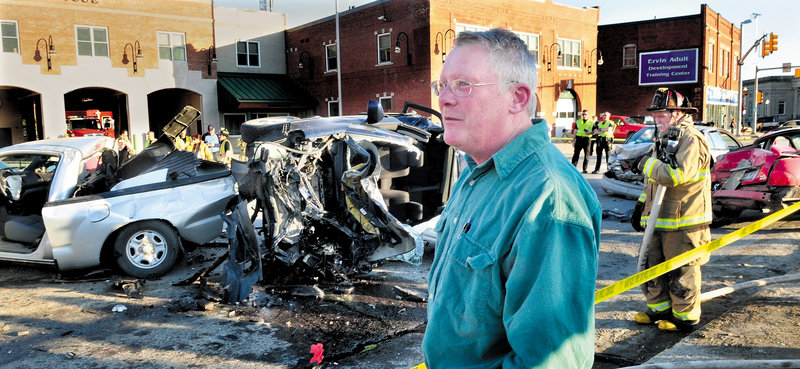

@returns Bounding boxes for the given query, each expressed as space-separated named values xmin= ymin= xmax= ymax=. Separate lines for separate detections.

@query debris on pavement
xmin=111 ymin=279 xmax=145 ymax=299
xmin=602 ymin=207 xmax=635 ymax=222
xmin=111 ymin=304 xmax=127 ymax=313
xmin=393 ymin=285 xmax=427 ymax=302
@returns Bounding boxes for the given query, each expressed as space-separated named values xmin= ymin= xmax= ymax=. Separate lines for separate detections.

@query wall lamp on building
xmin=433 ymin=32 xmax=443 ymax=55
xmin=587 ymin=48 xmax=603 ymax=74
xmin=442 ymin=28 xmax=455 ymax=62
xmin=395 ymin=31 xmax=411 ymax=65
xmin=33 ymin=35 xmax=56 ymax=71
xmin=207 ymin=45 xmax=217 ymax=75
xmin=545 ymin=43 xmax=561 ymax=72
xmin=122 ymin=40 xmax=143 ymax=74
xmin=298 ymin=50 xmax=311 ymax=72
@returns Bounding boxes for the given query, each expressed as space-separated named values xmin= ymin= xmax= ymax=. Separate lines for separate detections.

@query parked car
xmin=757 ymin=121 xmax=781 ymax=132
xmin=229 ymin=101 xmax=458 ymax=286
xmin=601 ymin=125 xmax=742 ymax=199
xmin=779 ymin=119 xmax=800 ymax=129
xmin=0 ymin=107 xmax=237 ymax=278
xmin=711 ymin=127 xmax=800 ymax=219
xmin=610 ymin=115 xmax=647 ymax=141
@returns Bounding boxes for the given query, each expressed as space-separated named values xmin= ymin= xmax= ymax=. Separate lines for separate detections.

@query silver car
xmin=0 ymin=107 xmax=236 ymax=277
xmin=600 ymin=125 xmax=741 ymax=199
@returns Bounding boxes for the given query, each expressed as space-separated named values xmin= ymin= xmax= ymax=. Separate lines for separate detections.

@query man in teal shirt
xmin=424 ymin=29 xmax=600 ymax=368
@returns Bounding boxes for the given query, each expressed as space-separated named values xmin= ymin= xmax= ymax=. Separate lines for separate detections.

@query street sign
xmin=796 ymin=68 xmax=800 ymax=78
xmin=783 ymin=63 xmax=791 ymax=72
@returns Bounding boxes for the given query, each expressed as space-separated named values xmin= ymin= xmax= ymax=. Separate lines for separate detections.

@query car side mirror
xmin=366 ymin=100 xmax=384 ymax=124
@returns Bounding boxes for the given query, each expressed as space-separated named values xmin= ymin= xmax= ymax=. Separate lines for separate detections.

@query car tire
xmin=114 ymin=221 xmax=181 ymax=278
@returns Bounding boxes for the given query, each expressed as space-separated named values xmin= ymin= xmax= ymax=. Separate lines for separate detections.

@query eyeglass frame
xmin=430 ymin=79 xmax=518 ymax=97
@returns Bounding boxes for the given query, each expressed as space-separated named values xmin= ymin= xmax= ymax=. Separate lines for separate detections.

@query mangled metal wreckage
xmin=224 ymin=101 xmax=456 ymax=300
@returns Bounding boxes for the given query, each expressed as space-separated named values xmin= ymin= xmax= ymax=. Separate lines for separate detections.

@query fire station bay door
xmin=555 ymin=91 xmax=577 ymax=137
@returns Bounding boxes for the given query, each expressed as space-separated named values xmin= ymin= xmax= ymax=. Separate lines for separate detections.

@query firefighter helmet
xmin=646 ymin=87 xmax=697 ymax=113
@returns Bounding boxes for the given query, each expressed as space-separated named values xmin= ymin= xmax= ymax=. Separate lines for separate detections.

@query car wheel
xmin=114 ymin=221 xmax=181 ymax=278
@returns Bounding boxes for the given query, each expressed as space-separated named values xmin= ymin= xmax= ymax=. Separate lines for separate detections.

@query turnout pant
xmin=640 ymin=227 xmax=711 ymax=324
xmin=571 ymin=136 xmax=590 ymax=172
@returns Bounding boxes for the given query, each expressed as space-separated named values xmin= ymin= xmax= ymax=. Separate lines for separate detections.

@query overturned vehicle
xmin=229 ymin=101 xmax=457 ymax=287
xmin=0 ymin=107 xmax=236 ymax=278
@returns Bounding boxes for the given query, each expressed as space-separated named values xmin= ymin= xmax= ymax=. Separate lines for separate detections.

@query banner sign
xmin=706 ymin=86 xmax=738 ymax=106
xmin=639 ymin=49 xmax=698 ymax=86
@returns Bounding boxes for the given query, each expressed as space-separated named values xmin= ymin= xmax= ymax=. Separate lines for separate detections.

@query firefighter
xmin=217 ymin=128 xmax=233 ymax=166
xmin=592 ymin=112 xmax=615 ymax=174
xmin=571 ymin=109 xmax=594 ymax=173
xmin=631 ymin=87 xmax=712 ymax=332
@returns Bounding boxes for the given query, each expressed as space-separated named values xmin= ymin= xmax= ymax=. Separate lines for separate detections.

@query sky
xmin=213 ymin=0 xmax=799 ymax=80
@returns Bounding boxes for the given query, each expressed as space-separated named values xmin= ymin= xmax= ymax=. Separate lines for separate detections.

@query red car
xmin=609 ymin=115 xmax=647 ymax=140
xmin=710 ymin=127 xmax=800 ymax=219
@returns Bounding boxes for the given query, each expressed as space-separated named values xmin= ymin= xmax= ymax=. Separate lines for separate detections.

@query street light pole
xmin=736 ymin=18 xmax=752 ymax=136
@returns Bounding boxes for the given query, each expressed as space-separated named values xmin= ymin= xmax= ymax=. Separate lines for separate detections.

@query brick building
xmin=597 ymin=5 xmax=742 ymax=128
xmin=285 ymin=0 xmax=600 ymax=137
xmin=0 ymin=0 xmax=223 ymax=148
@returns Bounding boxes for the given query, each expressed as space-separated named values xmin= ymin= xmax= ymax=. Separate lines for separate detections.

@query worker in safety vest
xmin=591 ymin=112 xmax=615 ymax=174
xmin=218 ymin=128 xmax=233 ymax=166
xmin=571 ymin=109 xmax=594 ymax=173
xmin=631 ymin=87 xmax=712 ymax=332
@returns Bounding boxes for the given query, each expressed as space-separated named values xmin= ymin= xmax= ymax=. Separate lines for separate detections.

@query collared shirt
xmin=423 ymin=121 xmax=601 ymax=368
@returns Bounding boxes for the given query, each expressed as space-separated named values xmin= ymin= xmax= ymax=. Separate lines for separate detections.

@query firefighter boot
xmin=634 ymin=310 xmax=671 ymax=325
xmin=657 ymin=317 xmax=697 ymax=332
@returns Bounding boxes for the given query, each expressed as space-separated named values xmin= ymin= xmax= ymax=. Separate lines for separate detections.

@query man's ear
xmin=509 ymin=82 xmax=532 ymax=114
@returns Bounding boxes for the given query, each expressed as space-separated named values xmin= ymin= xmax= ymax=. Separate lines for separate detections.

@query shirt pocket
xmin=446 ymin=232 xmax=499 ymax=332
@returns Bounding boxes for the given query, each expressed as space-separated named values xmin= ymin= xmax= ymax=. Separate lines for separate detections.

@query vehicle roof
xmin=0 ymin=136 xmax=114 ymax=158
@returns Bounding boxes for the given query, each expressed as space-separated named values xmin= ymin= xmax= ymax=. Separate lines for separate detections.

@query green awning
xmin=217 ymin=72 xmax=316 ymax=110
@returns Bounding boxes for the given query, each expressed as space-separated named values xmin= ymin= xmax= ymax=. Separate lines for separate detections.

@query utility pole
xmin=739 ymin=33 xmax=769 ymax=134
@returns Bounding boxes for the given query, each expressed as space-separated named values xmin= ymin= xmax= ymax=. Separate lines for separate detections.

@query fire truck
xmin=65 ymin=110 xmax=116 ymax=138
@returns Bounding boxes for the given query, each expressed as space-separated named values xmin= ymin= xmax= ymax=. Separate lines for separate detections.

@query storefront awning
xmin=217 ymin=72 xmax=317 ymax=110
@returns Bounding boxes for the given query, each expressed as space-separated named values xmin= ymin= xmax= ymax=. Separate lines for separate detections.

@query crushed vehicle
xmin=0 ymin=106 xmax=236 ymax=278
xmin=601 ymin=125 xmax=741 ymax=199
xmin=227 ymin=101 xmax=457 ymax=293
xmin=711 ymin=127 xmax=800 ymax=219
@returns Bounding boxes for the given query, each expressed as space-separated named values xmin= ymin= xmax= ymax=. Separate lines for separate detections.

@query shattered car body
xmin=231 ymin=101 xmax=456 ymax=285
xmin=601 ymin=125 xmax=741 ymax=199
xmin=0 ymin=106 xmax=237 ymax=278
xmin=711 ymin=127 xmax=800 ymax=218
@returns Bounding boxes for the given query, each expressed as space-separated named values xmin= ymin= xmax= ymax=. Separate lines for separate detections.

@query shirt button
xmin=469 ymin=179 xmax=475 ymax=186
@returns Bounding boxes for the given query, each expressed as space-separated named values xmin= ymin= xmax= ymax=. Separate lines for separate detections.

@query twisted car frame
xmin=228 ymin=101 xmax=457 ymax=290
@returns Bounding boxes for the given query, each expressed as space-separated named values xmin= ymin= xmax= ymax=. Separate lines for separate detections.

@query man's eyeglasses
xmin=430 ymin=79 xmax=517 ymax=97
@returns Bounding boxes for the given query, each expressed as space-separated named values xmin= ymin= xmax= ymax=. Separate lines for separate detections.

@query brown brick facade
xmin=286 ymin=0 xmax=599 ymax=124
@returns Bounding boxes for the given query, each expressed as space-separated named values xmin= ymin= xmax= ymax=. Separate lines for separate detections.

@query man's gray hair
xmin=454 ymin=28 xmax=538 ymax=116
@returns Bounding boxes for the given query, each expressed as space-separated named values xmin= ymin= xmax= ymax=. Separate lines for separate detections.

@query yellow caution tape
xmin=595 ymin=200 xmax=800 ymax=304
xmin=412 ymin=202 xmax=800 ymax=369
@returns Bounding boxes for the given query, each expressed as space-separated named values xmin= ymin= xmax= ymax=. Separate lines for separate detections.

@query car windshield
xmin=68 ymin=119 xmax=100 ymax=130
xmin=0 ymin=153 xmax=60 ymax=175
xmin=626 ymin=126 xmax=656 ymax=144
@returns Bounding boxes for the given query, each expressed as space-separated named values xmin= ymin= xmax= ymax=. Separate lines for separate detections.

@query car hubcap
xmin=126 ymin=230 xmax=167 ymax=269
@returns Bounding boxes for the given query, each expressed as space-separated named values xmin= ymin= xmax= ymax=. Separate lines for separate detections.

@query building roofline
xmin=598 ymin=12 xmax=700 ymax=29
xmin=287 ymin=0 xmax=391 ymax=31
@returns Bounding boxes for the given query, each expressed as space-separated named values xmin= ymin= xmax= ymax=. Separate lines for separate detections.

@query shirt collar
xmin=465 ymin=118 xmax=549 ymax=179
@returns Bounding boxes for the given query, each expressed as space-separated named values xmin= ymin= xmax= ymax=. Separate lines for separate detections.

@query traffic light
xmin=757 ymin=91 xmax=763 ymax=104
xmin=761 ymin=40 xmax=770 ymax=57
xmin=768 ymin=33 xmax=778 ymax=53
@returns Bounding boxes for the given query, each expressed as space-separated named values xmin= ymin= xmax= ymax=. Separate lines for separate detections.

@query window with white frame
xmin=158 ymin=32 xmax=186 ymax=62
xmin=707 ymin=43 xmax=714 ymax=74
xmin=623 ymin=44 xmax=636 ymax=67
xmin=253 ymin=112 xmax=290 ymax=119
xmin=377 ymin=33 xmax=391 ymax=64
xmin=733 ymin=52 xmax=739 ymax=80
xmin=557 ymin=38 xmax=581 ymax=69
xmin=516 ymin=32 xmax=539 ymax=66
xmin=779 ymin=101 xmax=786 ymax=115
xmin=720 ymin=47 xmax=729 ymax=76
xmin=328 ymin=99 xmax=339 ymax=117
xmin=325 ymin=43 xmax=337 ymax=72
xmin=76 ymin=26 xmax=108 ymax=57
xmin=379 ymin=96 xmax=392 ymax=112
xmin=455 ymin=23 xmax=489 ymax=35
xmin=237 ymin=41 xmax=260 ymax=67
xmin=1 ymin=20 xmax=19 ymax=53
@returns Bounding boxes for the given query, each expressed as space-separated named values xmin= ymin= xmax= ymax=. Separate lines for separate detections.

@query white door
xmin=555 ymin=91 xmax=577 ymax=137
